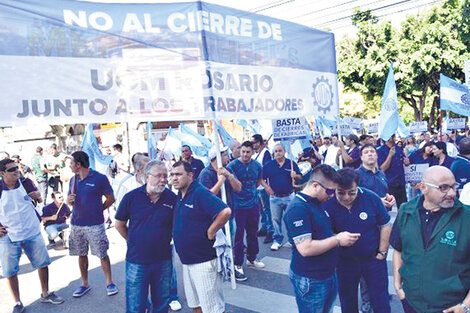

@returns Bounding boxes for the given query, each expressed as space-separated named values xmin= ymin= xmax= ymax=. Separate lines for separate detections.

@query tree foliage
xmin=337 ymin=0 xmax=470 ymax=128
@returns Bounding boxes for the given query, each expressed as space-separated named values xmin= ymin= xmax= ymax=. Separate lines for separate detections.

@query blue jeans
xmin=126 ymin=259 xmax=171 ymax=313
xmin=0 ymin=232 xmax=51 ymax=277
xmin=45 ymin=223 xmax=69 ymax=240
xmin=269 ymin=194 xmax=293 ymax=244
xmin=289 ymin=269 xmax=337 ymax=313
xmin=259 ymin=189 xmax=273 ymax=233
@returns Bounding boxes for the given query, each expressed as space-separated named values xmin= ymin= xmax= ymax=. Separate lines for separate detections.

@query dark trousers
xmin=389 ymin=184 xmax=407 ymax=209
xmin=234 ymin=207 xmax=260 ymax=266
xmin=337 ymin=258 xmax=391 ymax=313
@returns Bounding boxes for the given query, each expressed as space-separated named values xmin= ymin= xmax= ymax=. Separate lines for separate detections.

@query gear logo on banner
xmin=462 ymin=93 xmax=468 ymax=105
xmin=311 ymin=76 xmax=333 ymax=114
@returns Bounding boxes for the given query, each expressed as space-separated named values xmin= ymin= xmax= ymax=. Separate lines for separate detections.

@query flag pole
xmin=212 ymin=119 xmax=236 ymax=290
xmin=289 ymin=141 xmax=295 ymax=186
xmin=337 ymin=117 xmax=343 ymax=169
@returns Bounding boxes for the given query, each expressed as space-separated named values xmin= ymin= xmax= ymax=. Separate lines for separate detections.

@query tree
xmin=337 ymin=0 xmax=470 ymax=128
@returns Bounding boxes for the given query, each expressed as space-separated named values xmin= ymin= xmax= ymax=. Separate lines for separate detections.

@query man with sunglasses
xmin=391 ymin=166 xmax=470 ymax=313
xmin=324 ymin=168 xmax=392 ymax=313
xmin=0 ymin=158 xmax=64 ymax=313
xmin=284 ymin=164 xmax=360 ymax=313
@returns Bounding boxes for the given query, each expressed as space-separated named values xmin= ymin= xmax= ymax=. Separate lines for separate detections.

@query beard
xmin=147 ymin=184 xmax=165 ymax=194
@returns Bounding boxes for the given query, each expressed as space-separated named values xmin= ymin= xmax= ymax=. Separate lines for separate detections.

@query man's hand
xmin=337 ymin=140 xmax=345 ymax=149
xmin=67 ymin=194 xmax=76 ymax=205
xmin=217 ymin=174 xmax=227 ymax=183
xmin=217 ymin=167 xmax=231 ymax=178
xmin=265 ymin=185 xmax=275 ymax=196
xmin=381 ymin=194 xmax=396 ymax=209
xmin=0 ymin=226 xmax=7 ymax=237
xmin=290 ymin=171 xmax=297 ymax=179
xmin=443 ymin=304 xmax=466 ymax=313
xmin=403 ymin=157 xmax=410 ymax=166
xmin=389 ymin=146 xmax=396 ymax=157
xmin=376 ymin=253 xmax=386 ymax=261
xmin=207 ymin=229 xmax=216 ymax=240
xmin=51 ymin=214 xmax=58 ymax=221
xmin=396 ymin=288 xmax=406 ymax=300
xmin=336 ymin=232 xmax=360 ymax=247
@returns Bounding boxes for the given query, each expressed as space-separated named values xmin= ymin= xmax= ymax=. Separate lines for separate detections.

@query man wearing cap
xmin=337 ymin=134 xmax=361 ymax=169
xmin=251 ymin=134 xmax=274 ymax=243
xmin=0 ymin=158 xmax=64 ymax=313
xmin=181 ymin=145 xmax=205 ymax=179
xmin=199 ymin=146 xmax=242 ymax=209
xmin=263 ymin=143 xmax=302 ymax=251
xmin=324 ymin=168 xmax=392 ymax=313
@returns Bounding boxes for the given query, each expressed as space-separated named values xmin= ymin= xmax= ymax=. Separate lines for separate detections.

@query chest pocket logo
xmin=359 ymin=212 xmax=368 ymax=220
xmin=293 ymin=220 xmax=303 ymax=227
xmin=440 ymin=230 xmax=457 ymax=246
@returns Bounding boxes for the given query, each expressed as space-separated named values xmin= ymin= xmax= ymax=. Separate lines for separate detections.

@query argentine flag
xmin=378 ymin=63 xmax=400 ymax=141
xmin=440 ymin=74 xmax=469 ymax=117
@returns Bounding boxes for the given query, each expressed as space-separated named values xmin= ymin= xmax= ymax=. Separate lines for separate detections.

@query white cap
xmin=208 ymin=146 xmax=229 ymax=161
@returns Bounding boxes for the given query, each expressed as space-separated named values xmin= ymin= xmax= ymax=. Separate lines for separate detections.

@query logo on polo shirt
xmin=85 ymin=183 xmax=95 ymax=187
xmin=184 ymin=204 xmax=194 ymax=208
xmin=324 ymin=210 xmax=330 ymax=217
xmin=359 ymin=212 xmax=368 ymax=220
xmin=440 ymin=230 xmax=457 ymax=246
xmin=163 ymin=204 xmax=173 ymax=208
xmin=293 ymin=220 xmax=303 ymax=227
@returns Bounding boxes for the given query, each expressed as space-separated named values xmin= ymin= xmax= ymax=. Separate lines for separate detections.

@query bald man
xmin=390 ymin=166 xmax=470 ymax=313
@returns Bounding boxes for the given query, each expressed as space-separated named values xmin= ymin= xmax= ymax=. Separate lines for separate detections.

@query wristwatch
xmin=460 ymin=303 xmax=470 ymax=313
xmin=377 ymin=250 xmax=387 ymax=258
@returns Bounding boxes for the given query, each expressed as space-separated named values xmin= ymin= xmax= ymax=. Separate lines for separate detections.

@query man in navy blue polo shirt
xmin=41 ymin=191 xmax=71 ymax=247
xmin=171 ymin=161 xmax=231 ymax=313
xmin=337 ymin=134 xmax=361 ymax=169
xmin=263 ymin=143 xmax=302 ymax=251
xmin=66 ymin=151 xmax=118 ymax=298
xmin=357 ymin=144 xmax=396 ymax=210
xmin=284 ymin=164 xmax=360 ymax=313
xmin=377 ymin=135 xmax=410 ymax=208
xmin=324 ymin=168 xmax=392 ymax=313
xmin=227 ymin=141 xmax=274 ymax=281
xmin=115 ymin=160 xmax=177 ymax=313
xmin=181 ymin=145 xmax=205 ymax=179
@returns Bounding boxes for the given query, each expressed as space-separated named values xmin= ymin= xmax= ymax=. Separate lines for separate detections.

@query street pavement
xmin=0 ymin=212 xmax=404 ymax=313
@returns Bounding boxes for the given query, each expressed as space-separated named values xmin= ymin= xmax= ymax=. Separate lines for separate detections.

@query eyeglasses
xmin=148 ymin=173 xmax=168 ymax=180
xmin=5 ymin=166 xmax=19 ymax=173
xmin=424 ymin=182 xmax=459 ymax=193
xmin=312 ymin=181 xmax=336 ymax=196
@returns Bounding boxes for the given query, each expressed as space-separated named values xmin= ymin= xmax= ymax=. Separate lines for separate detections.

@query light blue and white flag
xmin=214 ymin=121 xmax=235 ymax=146
xmin=147 ymin=122 xmax=157 ymax=160
xmin=81 ymin=124 xmax=114 ymax=174
xmin=440 ymin=74 xmax=470 ymax=117
xmin=179 ymin=123 xmax=213 ymax=155
xmin=378 ymin=63 xmax=400 ymax=141
xmin=236 ymin=119 xmax=262 ymax=134
xmin=397 ymin=115 xmax=411 ymax=138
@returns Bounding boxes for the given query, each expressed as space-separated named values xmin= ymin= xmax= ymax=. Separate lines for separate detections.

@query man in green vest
xmin=391 ymin=166 xmax=470 ymax=313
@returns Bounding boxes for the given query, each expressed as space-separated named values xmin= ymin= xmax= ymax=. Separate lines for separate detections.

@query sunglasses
xmin=5 ymin=166 xmax=19 ymax=173
xmin=313 ymin=180 xmax=336 ymax=196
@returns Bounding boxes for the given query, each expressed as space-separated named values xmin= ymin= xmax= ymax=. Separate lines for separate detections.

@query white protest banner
xmin=408 ymin=121 xmax=428 ymax=134
xmin=367 ymin=122 xmax=379 ymax=134
xmin=333 ymin=123 xmax=353 ymax=136
xmin=447 ymin=118 xmax=467 ymax=130
xmin=272 ymin=117 xmax=309 ymax=141
xmin=0 ymin=0 xmax=340 ymax=126
xmin=343 ymin=116 xmax=364 ymax=131
xmin=405 ymin=164 xmax=429 ymax=184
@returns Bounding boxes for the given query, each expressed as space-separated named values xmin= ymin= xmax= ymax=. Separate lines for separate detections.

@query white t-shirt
xmin=460 ymin=182 xmax=470 ymax=205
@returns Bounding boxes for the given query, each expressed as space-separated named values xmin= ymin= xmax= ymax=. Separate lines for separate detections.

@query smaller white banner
xmin=272 ymin=117 xmax=309 ymax=141
xmin=409 ymin=121 xmax=428 ymax=134
xmin=465 ymin=60 xmax=470 ymax=90
xmin=405 ymin=164 xmax=429 ymax=184
xmin=343 ymin=116 xmax=364 ymax=130
xmin=333 ymin=124 xmax=353 ymax=136
xmin=367 ymin=122 xmax=379 ymax=134
xmin=448 ymin=118 xmax=467 ymax=130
